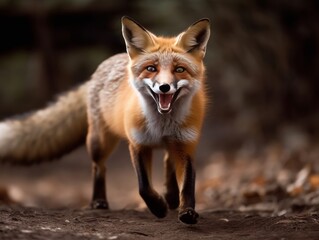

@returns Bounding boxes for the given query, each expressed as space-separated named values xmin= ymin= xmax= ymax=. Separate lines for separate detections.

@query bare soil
xmin=0 ymin=206 xmax=318 ymax=240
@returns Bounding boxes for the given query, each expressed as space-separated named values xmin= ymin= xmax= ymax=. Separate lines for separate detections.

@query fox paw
xmin=178 ymin=208 xmax=199 ymax=224
xmin=151 ymin=197 xmax=168 ymax=218
xmin=145 ymin=196 xmax=168 ymax=218
xmin=91 ymin=199 xmax=109 ymax=209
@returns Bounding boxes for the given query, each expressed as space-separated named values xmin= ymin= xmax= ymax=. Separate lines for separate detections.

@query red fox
xmin=0 ymin=16 xmax=210 ymax=224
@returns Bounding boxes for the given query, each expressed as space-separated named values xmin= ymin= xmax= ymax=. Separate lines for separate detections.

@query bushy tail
xmin=0 ymin=83 xmax=88 ymax=164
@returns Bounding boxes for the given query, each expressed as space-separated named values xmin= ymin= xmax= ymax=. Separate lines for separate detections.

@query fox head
xmin=122 ymin=16 xmax=210 ymax=115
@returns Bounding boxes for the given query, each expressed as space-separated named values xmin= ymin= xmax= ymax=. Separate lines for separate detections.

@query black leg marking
xmin=87 ymin=133 xmax=109 ymax=210
xmin=130 ymin=145 xmax=168 ymax=218
xmin=178 ymin=156 xmax=199 ymax=224
xmin=164 ymin=155 xmax=179 ymax=209
xmin=91 ymin=163 xmax=109 ymax=209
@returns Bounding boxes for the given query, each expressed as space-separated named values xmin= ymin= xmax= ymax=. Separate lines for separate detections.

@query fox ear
xmin=121 ymin=16 xmax=155 ymax=58
xmin=176 ymin=19 xmax=211 ymax=58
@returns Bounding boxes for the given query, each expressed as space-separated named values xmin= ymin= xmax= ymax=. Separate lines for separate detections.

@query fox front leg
xmin=163 ymin=152 xmax=180 ymax=210
xmin=168 ymin=143 xmax=199 ymax=224
xmin=177 ymin=156 xmax=199 ymax=224
xmin=129 ymin=144 xmax=168 ymax=218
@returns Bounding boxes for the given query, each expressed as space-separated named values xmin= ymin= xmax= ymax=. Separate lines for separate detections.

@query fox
xmin=0 ymin=16 xmax=210 ymax=224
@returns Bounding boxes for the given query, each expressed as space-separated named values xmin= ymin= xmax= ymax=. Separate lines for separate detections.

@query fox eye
xmin=146 ymin=65 xmax=157 ymax=72
xmin=175 ymin=67 xmax=185 ymax=73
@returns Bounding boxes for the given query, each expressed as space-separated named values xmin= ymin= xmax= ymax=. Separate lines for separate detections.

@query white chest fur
xmin=131 ymin=114 xmax=198 ymax=146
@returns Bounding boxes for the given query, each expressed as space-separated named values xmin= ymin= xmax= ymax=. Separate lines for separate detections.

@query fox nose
xmin=159 ymin=84 xmax=170 ymax=93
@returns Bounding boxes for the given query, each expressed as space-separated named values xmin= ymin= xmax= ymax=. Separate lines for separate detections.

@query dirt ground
xmin=0 ymin=206 xmax=318 ymax=240
xmin=0 ymin=143 xmax=319 ymax=239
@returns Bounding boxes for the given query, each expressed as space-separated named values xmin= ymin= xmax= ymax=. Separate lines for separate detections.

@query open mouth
xmin=147 ymin=87 xmax=182 ymax=114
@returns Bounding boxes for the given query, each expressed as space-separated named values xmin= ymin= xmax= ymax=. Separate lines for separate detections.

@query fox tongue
xmin=158 ymin=94 xmax=174 ymax=110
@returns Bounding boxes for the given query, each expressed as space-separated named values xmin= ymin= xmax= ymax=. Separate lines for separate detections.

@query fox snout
xmin=152 ymin=81 xmax=177 ymax=95
xmin=142 ymin=78 xmax=191 ymax=114
xmin=159 ymin=84 xmax=170 ymax=93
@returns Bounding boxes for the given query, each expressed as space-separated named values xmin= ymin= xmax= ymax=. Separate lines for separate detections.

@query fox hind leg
xmin=87 ymin=126 xmax=119 ymax=209
xmin=91 ymin=161 xmax=108 ymax=209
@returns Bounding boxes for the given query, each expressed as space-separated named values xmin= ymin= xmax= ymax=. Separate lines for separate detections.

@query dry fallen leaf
xmin=309 ymin=175 xmax=319 ymax=190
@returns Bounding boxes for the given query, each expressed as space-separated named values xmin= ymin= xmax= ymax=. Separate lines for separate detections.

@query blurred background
xmin=0 ymin=0 xmax=318 ymax=212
